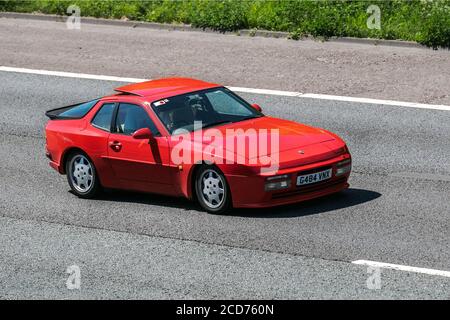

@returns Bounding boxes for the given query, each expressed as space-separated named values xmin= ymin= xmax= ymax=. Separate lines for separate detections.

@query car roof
xmin=113 ymin=77 xmax=221 ymax=102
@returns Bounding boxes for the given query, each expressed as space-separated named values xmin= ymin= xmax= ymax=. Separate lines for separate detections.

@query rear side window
xmin=91 ymin=103 xmax=115 ymax=131
xmin=58 ymin=99 xmax=99 ymax=118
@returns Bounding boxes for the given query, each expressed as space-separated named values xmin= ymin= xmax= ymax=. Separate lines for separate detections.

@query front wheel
xmin=66 ymin=152 xmax=100 ymax=198
xmin=195 ymin=166 xmax=232 ymax=214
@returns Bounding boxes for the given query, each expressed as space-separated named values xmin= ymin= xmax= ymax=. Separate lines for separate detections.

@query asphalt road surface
xmin=0 ymin=17 xmax=449 ymax=105
xmin=0 ymin=71 xmax=449 ymax=299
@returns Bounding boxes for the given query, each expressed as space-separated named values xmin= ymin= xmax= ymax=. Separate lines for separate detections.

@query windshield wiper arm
xmin=200 ymin=120 xmax=232 ymax=130
xmin=234 ymin=115 xmax=263 ymax=122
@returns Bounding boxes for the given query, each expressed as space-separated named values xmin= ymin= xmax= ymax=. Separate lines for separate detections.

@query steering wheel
xmin=189 ymin=97 xmax=206 ymax=111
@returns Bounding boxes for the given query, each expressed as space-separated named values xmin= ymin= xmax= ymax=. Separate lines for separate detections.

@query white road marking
xmin=352 ymin=260 xmax=450 ymax=278
xmin=227 ymin=86 xmax=301 ymax=97
xmin=0 ymin=66 xmax=147 ymax=83
xmin=302 ymin=93 xmax=450 ymax=112
xmin=1 ymin=66 xmax=449 ymax=111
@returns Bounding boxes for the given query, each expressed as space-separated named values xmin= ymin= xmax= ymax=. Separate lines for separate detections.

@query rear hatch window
xmin=46 ymin=99 xmax=99 ymax=119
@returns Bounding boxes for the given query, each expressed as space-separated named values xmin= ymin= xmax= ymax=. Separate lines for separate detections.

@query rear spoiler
xmin=45 ymin=99 xmax=99 ymax=120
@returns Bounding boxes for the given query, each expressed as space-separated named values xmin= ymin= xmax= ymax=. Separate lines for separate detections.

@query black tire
xmin=195 ymin=165 xmax=232 ymax=214
xmin=65 ymin=151 xmax=101 ymax=199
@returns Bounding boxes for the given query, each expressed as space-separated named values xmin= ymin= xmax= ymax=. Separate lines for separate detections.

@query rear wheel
xmin=195 ymin=166 xmax=231 ymax=214
xmin=66 ymin=152 xmax=100 ymax=198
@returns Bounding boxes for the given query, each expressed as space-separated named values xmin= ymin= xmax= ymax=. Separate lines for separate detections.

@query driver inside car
xmin=165 ymin=104 xmax=195 ymax=133
xmin=189 ymin=96 xmax=215 ymax=124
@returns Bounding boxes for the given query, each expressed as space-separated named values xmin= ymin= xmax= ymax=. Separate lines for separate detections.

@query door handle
xmin=109 ymin=141 xmax=122 ymax=152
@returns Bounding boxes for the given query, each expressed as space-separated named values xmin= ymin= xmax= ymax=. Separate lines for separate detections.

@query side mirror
xmin=132 ymin=127 xmax=153 ymax=140
xmin=251 ymin=103 xmax=262 ymax=112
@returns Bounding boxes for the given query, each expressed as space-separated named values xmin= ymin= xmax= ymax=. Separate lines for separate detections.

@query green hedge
xmin=1 ymin=0 xmax=449 ymax=48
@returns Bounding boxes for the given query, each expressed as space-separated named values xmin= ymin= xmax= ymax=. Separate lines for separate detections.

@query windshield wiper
xmin=200 ymin=120 xmax=232 ymax=130
xmin=233 ymin=115 xmax=263 ymax=123
xmin=197 ymin=116 xmax=262 ymax=130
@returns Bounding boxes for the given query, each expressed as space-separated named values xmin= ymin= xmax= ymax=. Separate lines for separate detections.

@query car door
xmin=88 ymin=101 xmax=117 ymax=189
xmin=106 ymin=102 xmax=175 ymax=195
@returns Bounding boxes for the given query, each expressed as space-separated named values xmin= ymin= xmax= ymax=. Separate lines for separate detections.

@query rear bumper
xmin=46 ymin=146 xmax=64 ymax=173
xmin=48 ymin=151 xmax=63 ymax=173
xmin=48 ymin=160 xmax=62 ymax=173
xmin=227 ymin=153 xmax=351 ymax=208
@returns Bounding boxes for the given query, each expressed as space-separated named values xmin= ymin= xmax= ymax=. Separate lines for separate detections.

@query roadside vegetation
xmin=1 ymin=0 xmax=449 ymax=48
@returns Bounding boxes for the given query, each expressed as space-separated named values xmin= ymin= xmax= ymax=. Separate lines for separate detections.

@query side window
xmin=115 ymin=103 xmax=159 ymax=136
xmin=91 ymin=103 xmax=115 ymax=131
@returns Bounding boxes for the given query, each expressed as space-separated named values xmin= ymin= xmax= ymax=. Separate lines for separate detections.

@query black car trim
xmin=45 ymin=99 xmax=100 ymax=120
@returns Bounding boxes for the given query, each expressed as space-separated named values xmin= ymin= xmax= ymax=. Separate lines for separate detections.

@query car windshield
xmin=151 ymin=87 xmax=263 ymax=135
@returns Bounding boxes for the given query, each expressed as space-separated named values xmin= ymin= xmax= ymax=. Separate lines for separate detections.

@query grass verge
xmin=1 ymin=0 xmax=449 ymax=48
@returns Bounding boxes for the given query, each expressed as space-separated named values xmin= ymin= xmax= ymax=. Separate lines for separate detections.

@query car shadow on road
xmin=229 ymin=188 xmax=381 ymax=218
xmin=79 ymin=189 xmax=200 ymax=211
xmin=81 ymin=187 xmax=380 ymax=218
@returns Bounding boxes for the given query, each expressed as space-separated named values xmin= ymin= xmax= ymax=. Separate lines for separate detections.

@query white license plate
xmin=297 ymin=168 xmax=332 ymax=186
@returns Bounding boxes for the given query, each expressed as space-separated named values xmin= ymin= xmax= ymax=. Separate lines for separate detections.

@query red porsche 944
xmin=45 ymin=78 xmax=351 ymax=213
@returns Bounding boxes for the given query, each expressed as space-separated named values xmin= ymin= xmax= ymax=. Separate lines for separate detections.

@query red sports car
xmin=45 ymin=78 xmax=351 ymax=214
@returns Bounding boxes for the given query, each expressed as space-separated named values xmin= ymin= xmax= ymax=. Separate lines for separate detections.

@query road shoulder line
xmin=1 ymin=66 xmax=449 ymax=111
xmin=352 ymin=260 xmax=450 ymax=278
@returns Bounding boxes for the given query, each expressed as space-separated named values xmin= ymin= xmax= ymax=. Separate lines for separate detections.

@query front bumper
xmin=227 ymin=153 xmax=351 ymax=208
